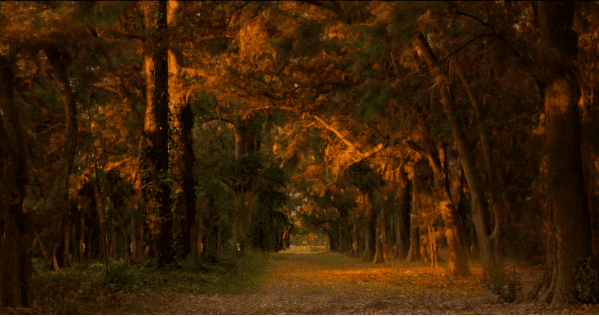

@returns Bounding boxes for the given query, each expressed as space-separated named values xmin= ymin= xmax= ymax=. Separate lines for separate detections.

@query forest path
xmin=142 ymin=250 xmax=595 ymax=314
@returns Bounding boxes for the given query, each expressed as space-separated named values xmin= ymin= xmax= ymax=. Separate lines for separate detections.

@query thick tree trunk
xmin=168 ymin=0 xmax=196 ymax=259
xmin=529 ymin=2 xmax=593 ymax=306
xmin=141 ymin=0 xmax=174 ymax=266
xmin=534 ymin=77 xmax=591 ymax=305
xmin=0 ymin=56 xmax=32 ymax=308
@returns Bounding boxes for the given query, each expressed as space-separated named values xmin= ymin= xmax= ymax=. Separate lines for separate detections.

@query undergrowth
xmin=574 ymin=256 xmax=599 ymax=303
xmin=483 ymin=267 xmax=521 ymax=303
xmin=31 ymin=251 xmax=271 ymax=314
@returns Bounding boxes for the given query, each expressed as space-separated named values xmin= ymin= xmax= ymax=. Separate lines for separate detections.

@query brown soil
xmin=129 ymin=252 xmax=599 ymax=315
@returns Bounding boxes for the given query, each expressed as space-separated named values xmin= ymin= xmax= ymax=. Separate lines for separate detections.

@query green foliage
xmin=202 ymin=38 xmax=228 ymax=57
xmin=71 ymin=156 xmax=86 ymax=175
xmin=354 ymin=83 xmax=393 ymax=121
xmin=275 ymin=37 xmax=294 ymax=61
xmin=346 ymin=161 xmax=383 ymax=192
xmin=295 ymin=21 xmax=325 ymax=58
xmin=574 ymin=256 xmax=599 ymax=303
xmin=32 ymin=251 xmax=272 ymax=313
xmin=76 ymin=1 xmax=125 ymax=29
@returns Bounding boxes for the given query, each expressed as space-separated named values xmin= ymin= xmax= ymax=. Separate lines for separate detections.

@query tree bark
xmin=407 ymin=168 xmax=422 ymax=262
xmin=0 ymin=55 xmax=32 ymax=308
xmin=395 ymin=174 xmax=411 ymax=259
xmin=455 ymin=63 xmax=511 ymax=269
xmin=364 ymin=193 xmax=377 ymax=262
xmin=373 ymin=206 xmax=389 ymax=264
xmin=32 ymin=45 xmax=80 ymax=273
xmin=167 ymin=0 xmax=197 ymax=259
xmin=141 ymin=0 xmax=174 ymax=266
xmin=529 ymin=2 xmax=593 ymax=306
xmin=351 ymin=222 xmax=359 ymax=258
xmin=414 ymin=33 xmax=488 ymax=277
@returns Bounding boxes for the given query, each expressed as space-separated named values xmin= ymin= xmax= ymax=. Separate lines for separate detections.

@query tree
xmin=530 ymin=1 xmax=592 ymax=306
xmin=167 ymin=0 xmax=197 ymax=259
xmin=0 ymin=55 xmax=32 ymax=308
xmin=140 ymin=0 xmax=174 ymax=266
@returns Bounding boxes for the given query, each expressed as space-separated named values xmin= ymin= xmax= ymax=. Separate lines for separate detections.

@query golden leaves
xmin=238 ymin=16 xmax=269 ymax=61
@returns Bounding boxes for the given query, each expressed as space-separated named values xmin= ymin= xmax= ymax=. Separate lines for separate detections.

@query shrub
xmin=574 ymin=256 xmax=599 ymax=303
xmin=104 ymin=263 xmax=134 ymax=290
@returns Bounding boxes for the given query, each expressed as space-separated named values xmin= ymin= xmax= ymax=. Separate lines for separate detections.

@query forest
xmin=1 ymin=1 xmax=599 ymax=314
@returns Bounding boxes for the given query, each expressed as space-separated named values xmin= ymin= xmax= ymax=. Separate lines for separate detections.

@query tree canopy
xmin=1 ymin=1 xmax=599 ymax=308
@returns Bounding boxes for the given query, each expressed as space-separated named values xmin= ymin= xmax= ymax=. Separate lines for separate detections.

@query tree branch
xmin=312 ymin=115 xmax=358 ymax=152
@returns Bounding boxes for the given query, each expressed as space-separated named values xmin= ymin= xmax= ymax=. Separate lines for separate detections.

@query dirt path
xmin=137 ymin=251 xmax=599 ymax=314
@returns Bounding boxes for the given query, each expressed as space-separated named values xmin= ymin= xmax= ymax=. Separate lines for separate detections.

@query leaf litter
xmin=137 ymin=251 xmax=599 ymax=315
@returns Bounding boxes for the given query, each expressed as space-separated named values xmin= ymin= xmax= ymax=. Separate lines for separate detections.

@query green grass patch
xmin=31 ymin=251 xmax=271 ymax=314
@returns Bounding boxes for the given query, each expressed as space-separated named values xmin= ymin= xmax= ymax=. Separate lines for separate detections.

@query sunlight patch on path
xmin=149 ymin=251 xmax=593 ymax=315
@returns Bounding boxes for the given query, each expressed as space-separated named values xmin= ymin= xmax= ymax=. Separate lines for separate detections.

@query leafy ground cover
xmin=16 ymin=249 xmax=599 ymax=314
xmin=27 ymin=251 xmax=270 ymax=314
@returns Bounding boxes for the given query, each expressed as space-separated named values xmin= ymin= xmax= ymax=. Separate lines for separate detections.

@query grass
xmin=31 ymin=251 xmax=272 ymax=314
xmin=29 ymin=247 xmax=503 ymax=314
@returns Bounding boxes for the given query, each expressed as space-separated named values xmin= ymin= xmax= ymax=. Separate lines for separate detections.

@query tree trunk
xmin=79 ymin=216 xmax=86 ymax=263
xmin=537 ymin=77 xmax=590 ymax=305
xmin=141 ymin=0 xmax=174 ymax=266
xmin=455 ymin=63 xmax=511 ymax=269
xmin=373 ymin=200 xmax=389 ymax=264
xmin=91 ymin=179 xmax=110 ymax=269
xmin=529 ymin=2 xmax=593 ymax=306
xmin=414 ymin=33 xmax=482 ymax=277
xmin=0 ymin=56 xmax=32 ymax=307
xmin=351 ymin=222 xmax=359 ymax=258
xmin=33 ymin=45 xmax=79 ymax=274
xmin=364 ymin=195 xmax=377 ymax=262
xmin=168 ymin=0 xmax=196 ymax=259
xmin=407 ymin=169 xmax=421 ymax=262
xmin=396 ymin=174 xmax=411 ymax=259
xmin=202 ymin=195 xmax=218 ymax=262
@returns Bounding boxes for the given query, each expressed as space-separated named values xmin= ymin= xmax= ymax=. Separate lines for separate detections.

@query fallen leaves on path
xmin=138 ymin=251 xmax=599 ymax=315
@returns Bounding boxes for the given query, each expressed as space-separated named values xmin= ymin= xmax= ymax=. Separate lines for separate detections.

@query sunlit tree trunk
xmin=414 ymin=33 xmax=482 ymax=277
xmin=141 ymin=0 xmax=174 ymax=266
xmin=530 ymin=2 xmax=592 ymax=305
xmin=0 ymin=55 xmax=32 ymax=308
